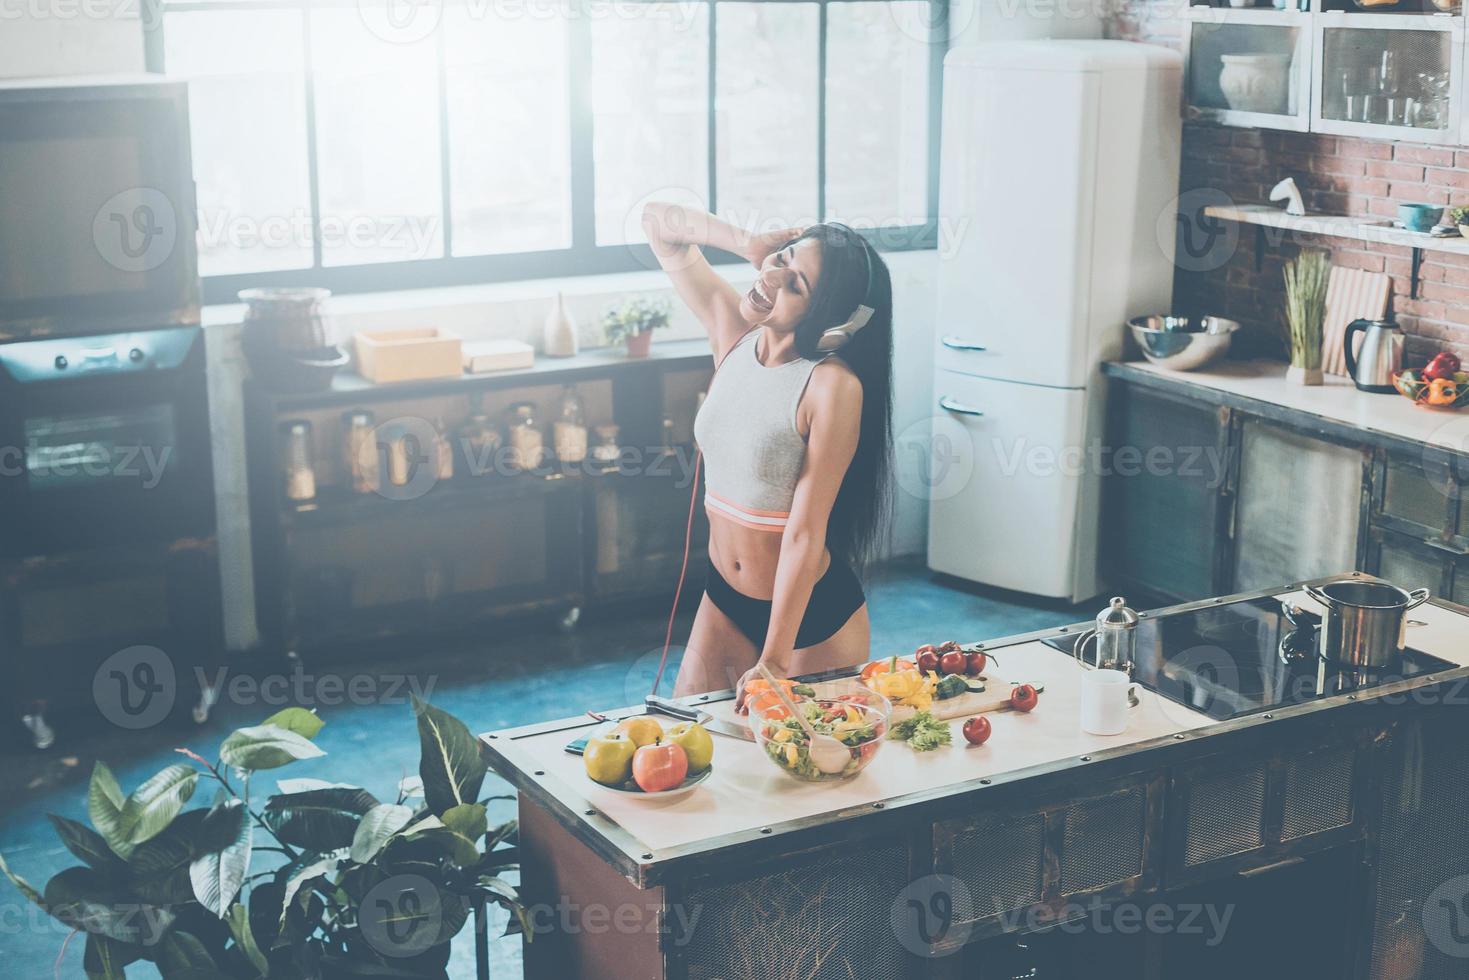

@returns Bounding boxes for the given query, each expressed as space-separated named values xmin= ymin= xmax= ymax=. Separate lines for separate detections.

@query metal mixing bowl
xmin=1126 ymin=315 xmax=1239 ymax=371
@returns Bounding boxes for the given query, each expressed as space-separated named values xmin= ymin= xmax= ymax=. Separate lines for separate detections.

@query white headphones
xmin=815 ymin=230 xmax=876 ymax=353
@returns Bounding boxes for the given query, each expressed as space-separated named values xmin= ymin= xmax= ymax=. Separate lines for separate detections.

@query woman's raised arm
xmin=641 ymin=202 xmax=800 ymax=363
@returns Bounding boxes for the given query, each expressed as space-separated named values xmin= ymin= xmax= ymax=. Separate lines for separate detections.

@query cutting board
xmin=811 ymin=670 xmax=1022 ymax=723
xmin=1322 ymin=267 xmax=1392 ymax=378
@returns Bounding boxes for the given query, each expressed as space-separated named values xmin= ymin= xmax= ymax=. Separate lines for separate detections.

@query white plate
xmin=587 ymin=766 xmax=713 ymax=800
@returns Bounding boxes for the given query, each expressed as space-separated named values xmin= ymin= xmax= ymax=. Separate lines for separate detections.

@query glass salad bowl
xmin=752 ymin=697 xmax=888 ymax=782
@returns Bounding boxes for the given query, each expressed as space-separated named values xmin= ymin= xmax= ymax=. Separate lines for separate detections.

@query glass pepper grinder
xmin=1072 ymin=596 xmax=1139 ymax=674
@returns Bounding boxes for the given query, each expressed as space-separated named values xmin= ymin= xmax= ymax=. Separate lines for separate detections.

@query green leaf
xmin=127 ymin=809 xmax=204 ymax=876
xmin=119 ymin=765 xmax=198 ymax=846
xmin=48 ymin=815 xmax=125 ymax=874
xmin=225 ymin=902 xmax=269 ymax=977
xmin=350 ymin=804 xmax=414 ymax=865
xmin=83 ymin=934 xmax=141 ymax=980
xmin=189 ymin=801 xmax=253 ymax=917
xmin=275 ymin=777 xmax=355 ymax=795
xmin=441 ymin=803 xmax=487 ymax=843
xmin=44 ymin=866 xmax=174 ymax=945
xmin=220 ymin=724 xmax=326 ymax=771
xmin=477 ymin=874 xmax=520 ymax=905
xmin=0 ymin=851 xmax=45 ymax=910
xmin=409 ymin=828 xmax=480 ymax=868
xmin=413 ymin=696 xmax=487 ymax=816
xmin=484 ymin=818 xmax=517 ymax=853
xmin=263 ymin=787 xmax=379 ymax=851
xmin=259 ymin=707 xmax=324 ymax=740
xmin=157 ymin=930 xmax=216 ymax=974
xmin=88 ymin=762 xmax=132 ymax=860
xmin=279 ymin=854 xmax=339 ymax=927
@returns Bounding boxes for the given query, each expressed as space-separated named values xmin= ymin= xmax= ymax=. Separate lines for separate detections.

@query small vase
xmin=626 ymin=331 xmax=653 ymax=358
xmin=1286 ymin=364 xmax=1323 ymax=386
xmin=543 ymin=291 xmax=578 ymax=358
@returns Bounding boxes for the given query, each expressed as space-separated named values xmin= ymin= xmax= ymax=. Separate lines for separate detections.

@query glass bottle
xmin=455 ymin=392 xmax=502 ymax=477
xmin=506 ymin=401 xmax=543 ymax=472
xmin=592 ymin=423 xmax=621 ymax=468
xmin=343 ymin=409 xmax=378 ymax=494
xmin=280 ymin=420 xmax=317 ymax=502
xmin=553 ymin=385 xmax=588 ymax=463
xmin=432 ymin=416 xmax=454 ymax=481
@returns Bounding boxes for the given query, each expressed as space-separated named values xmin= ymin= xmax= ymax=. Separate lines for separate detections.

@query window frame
xmin=143 ymin=0 xmax=947 ymax=304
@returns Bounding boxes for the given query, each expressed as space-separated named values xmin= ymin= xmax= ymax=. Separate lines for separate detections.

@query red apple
xmin=962 ymin=715 xmax=992 ymax=745
xmin=632 ymin=740 xmax=688 ymax=792
xmin=1425 ymin=351 xmax=1462 ymax=381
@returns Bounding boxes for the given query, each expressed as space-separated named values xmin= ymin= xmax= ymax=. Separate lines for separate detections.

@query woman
xmin=642 ymin=202 xmax=894 ymax=709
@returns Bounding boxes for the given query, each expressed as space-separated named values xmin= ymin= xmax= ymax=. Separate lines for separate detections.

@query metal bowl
xmin=1127 ymin=315 xmax=1239 ymax=371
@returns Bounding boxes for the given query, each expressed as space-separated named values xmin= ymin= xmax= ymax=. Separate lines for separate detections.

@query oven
xmin=0 ymin=327 xmax=221 ymax=737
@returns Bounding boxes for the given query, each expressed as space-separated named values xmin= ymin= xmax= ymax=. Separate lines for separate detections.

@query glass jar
xmin=280 ymin=419 xmax=317 ymax=502
xmin=455 ymin=393 xmax=502 ymax=477
xmin=553 ymin=385 xmax=588 ymax=463
xmin=342 ymin=409 xmax=378 ymax=494
xmin=506 ymin=401 xmax=544 ymax=472
xmin=591 ymin=423 xmax=621 ymax=467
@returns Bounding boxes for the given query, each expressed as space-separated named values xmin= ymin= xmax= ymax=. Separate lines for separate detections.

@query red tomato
xmin=1009 ymin=684 xmax=1039 ymax=713
xmin=914 ymin=644 xmax=936 ymax=657
xmin=917 ymin=650 xmax=941 ymax=674
xmin=962 ymin=715 xmax=992 ymax=745
xmin=938 ymin=640 xmax=961 ymax=654
xmin=966 ymin=650 xmax=987 ymax=676
xmin=940 ymin=651 xmax=967 ymax=675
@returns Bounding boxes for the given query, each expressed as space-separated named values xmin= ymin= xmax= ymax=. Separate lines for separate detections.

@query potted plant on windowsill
xmin=602 ymin=296 xmax=671 ymax=358
xmin=0 ymin=699 xmax=527 ymax=980
xmin=1448 ymin=205 xmax=1469 ymax=239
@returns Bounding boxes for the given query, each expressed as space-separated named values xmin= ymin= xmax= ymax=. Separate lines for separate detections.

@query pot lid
xmin=1097 ymin=596 xmax=1139 ymax=629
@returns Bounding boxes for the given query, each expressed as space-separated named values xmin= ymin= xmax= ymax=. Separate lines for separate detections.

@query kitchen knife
xmin=645 ymin=695 xmax=754 ymax=742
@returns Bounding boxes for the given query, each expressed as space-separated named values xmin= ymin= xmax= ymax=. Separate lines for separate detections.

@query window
xmin=148 ymin=0 xmax=945 ymax=302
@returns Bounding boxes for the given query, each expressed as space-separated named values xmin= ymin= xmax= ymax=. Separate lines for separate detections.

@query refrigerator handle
xmin=940 ymin=335 xmax=988 ymax=352
xmin=939 ymin=396 xmax=985 ymax=417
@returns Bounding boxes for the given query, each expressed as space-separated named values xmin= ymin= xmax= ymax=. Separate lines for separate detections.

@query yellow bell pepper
xmin=1428 ymin=377 xmax=1458 ymax=406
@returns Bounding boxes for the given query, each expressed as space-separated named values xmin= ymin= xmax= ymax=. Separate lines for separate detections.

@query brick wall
xmin=1107 ymin=0 xmax=1469 ymax=365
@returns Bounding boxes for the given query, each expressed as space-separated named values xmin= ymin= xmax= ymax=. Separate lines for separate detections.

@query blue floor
xmin=0 ymin=560 xmax=1088 ymax=977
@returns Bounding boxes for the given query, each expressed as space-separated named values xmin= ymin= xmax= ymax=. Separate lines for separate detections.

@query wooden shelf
xmin=1204 ymin=203 xmax=1469 ymax=297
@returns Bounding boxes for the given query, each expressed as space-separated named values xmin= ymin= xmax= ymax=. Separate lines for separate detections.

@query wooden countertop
xmin=1104 ymin=358 xmax=1469 ymax=455
xmin=480 ymin=581 xmax=1469 ymax=885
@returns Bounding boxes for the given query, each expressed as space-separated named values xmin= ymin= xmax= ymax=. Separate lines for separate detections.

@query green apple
xmin=584 ymin=731 xmax=636 ymax=786
xmin=666 ymin=722 xmax=714 ymax=774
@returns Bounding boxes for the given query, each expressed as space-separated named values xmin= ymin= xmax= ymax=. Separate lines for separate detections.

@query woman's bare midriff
xmin=706 ymin=518 xmax=829 ymax=599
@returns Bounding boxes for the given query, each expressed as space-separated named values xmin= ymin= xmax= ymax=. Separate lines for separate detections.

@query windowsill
xmin=202 ymin=248 xmax=939 ymax=346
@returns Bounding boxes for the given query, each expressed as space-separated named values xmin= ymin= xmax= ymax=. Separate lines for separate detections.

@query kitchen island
xmin=480 ymin=576 xmax=1469 ymax=979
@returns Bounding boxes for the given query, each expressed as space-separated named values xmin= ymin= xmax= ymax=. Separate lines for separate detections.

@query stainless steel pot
xmin=1304 ymin=580 xmax=1430 ymax=668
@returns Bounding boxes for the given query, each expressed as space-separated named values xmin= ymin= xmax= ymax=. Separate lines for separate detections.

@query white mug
xmin=1080 ymin=668 xmax=1135 ymax=736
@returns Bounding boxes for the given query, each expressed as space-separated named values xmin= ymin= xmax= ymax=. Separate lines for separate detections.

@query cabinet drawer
xmin=933 ymin=775 xmax=1163 ymax=941
xmin=1378 ymin=454 xmax=1454 ymax=538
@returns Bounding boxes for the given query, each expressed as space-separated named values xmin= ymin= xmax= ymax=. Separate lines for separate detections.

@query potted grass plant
xmin=601 ymin=296 xmax=671 ymax=358
xmin=1283 ymin=250 xmax=1330 ymax=385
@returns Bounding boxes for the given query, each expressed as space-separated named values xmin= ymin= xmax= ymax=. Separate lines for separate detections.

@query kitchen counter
xmin=1103 ymin=358 xmax=1469 ymax=457
xmin=481 ymin=577 xmax=1469 ymax=979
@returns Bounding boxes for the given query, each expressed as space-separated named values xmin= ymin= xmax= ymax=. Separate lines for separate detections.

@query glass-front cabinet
xmin=1312 ymin=17 xmax=1463 ymax=143
xmin=1187 ymin=11 xmax=1313 ymax=131
xmin=1184 ymin=1 xmax=1467 ymax=145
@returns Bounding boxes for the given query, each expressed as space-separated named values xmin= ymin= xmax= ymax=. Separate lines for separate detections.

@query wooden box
xmin=353 ymin=327 xmax=463 ymax=383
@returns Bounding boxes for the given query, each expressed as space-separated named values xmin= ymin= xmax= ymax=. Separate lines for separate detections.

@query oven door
xmin=0 ymin=327 xmax=214 ymax=557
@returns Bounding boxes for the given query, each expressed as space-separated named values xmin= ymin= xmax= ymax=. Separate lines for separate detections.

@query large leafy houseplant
xmin=0 ymin=698 xmax=526 ymax=979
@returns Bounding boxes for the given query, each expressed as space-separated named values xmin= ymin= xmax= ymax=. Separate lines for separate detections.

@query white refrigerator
xmin=926 ymin=40 xmax=1182 ymax=602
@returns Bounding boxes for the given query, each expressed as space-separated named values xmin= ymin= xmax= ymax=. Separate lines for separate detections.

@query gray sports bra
xmin=693 ymin=329 xmax=820 ymax=533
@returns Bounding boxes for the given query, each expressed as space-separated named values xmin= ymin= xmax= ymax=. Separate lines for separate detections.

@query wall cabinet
xmin=1184 ymin=3 xmax=1464 ymax=144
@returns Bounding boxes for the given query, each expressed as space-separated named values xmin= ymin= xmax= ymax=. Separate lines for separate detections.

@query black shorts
xmin=705 ymin=558 xmax=865 ymax=650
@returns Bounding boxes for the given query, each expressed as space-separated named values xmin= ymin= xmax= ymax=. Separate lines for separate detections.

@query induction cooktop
xmin=1042 ymin=594 xmax=1455 ymax=721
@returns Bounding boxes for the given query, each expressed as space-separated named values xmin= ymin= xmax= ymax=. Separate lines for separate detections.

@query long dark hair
xmin=786 ymin=223 xmax=894 ymax=568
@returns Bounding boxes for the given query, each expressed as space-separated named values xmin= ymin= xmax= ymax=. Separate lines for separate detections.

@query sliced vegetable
xmin=888 ymin=711 xmax=951 ymax=751
xmin=935 ymin=674 xmax=968 ymax=700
